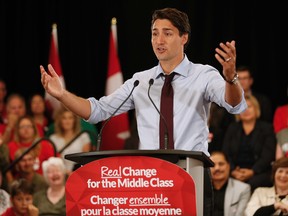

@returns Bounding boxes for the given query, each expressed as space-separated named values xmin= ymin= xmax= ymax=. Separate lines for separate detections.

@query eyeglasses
xmin=19 ymin=125 xmax=33 ymax=129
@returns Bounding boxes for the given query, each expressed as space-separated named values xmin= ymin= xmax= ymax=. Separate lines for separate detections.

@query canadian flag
xmin=100 ymin=18 xmax=130 ymax=150
xmin=45 ymin=23 xmax=65 ymax=118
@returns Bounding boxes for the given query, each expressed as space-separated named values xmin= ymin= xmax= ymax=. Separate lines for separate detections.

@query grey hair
xmin=42 ymin=157 xmax=66 ymax=181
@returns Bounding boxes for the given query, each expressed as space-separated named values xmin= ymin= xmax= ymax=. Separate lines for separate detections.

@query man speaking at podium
xmin=40 ymin=8 xmax=247 ymax=215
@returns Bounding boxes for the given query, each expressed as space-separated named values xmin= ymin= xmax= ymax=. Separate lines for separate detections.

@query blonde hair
xmin=53 ymin=106 xmax=81 ymax=135
xmin=235 ymin=94 xmax=261 ymax=121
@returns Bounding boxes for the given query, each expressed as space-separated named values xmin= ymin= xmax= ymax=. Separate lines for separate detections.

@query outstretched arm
xmin=215 ymin=40 xmax=243 ymax=107
xmin=40 ymin=64 xmax=91 ymax=120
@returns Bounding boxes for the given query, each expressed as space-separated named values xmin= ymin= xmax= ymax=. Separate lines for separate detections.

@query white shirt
xmin=0 ymin=189 xmax=10 ymax=215
xmin=50 ymin=132 xmax=90 ymax=171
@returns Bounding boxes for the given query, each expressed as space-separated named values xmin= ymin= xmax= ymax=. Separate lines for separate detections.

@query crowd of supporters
xmin=0 ymin=78 xmax=98 ymax=215
xmin=0 ymin=64 xmax=288 ymax=216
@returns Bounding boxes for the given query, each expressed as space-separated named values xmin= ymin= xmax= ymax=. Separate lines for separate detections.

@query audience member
xmin=210 ymin=150 xmax=251 ymax=216
xmin=0 ymin=79 xmax=8 ymax=167
xmin=0 ymin=171 xmax=10 ymax=215
xmin=28 ymin=93 xmax=52 ymax=135
xmin=1 ymin=93 xmax=46 ymax=140
xmin=13 ymin=148 xmax=48 ymax=193
xmin=33 ymin=157 xmax=66 ymax=216
xmin=273 ymin=87 xmax=288 ymax=159
xmin=8 ymin=115 xmax=56 ymax=175
xmin=1 ymin=178 xmax=39 ymax=216
xmin=0 ymin=94 xmax=27 ymax=187
xmin=49 ymin=106 xmax=91 ymax=175
xmin=222 ymin=94 xmax=276 ymax=192
xmin=236 ymin=65 xmax=272 ymax=122
xmin=46 ymin=116 xmax=98 ymax=151
xmin=245 ymin=157 xmax=288 ymax=216
xmin=0 ymin=143 xmax=11 ymax=192
xmin=0 ymin=78 xmax=7 ymax=123
xmin=0 ymin=93 xmax=27 ymax=149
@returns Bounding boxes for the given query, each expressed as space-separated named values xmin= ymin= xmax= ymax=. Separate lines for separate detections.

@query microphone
xmin=148 ymin=78 xmax=169 ymax=150
xmin=96 ymin=80 xmax=140 ymax=151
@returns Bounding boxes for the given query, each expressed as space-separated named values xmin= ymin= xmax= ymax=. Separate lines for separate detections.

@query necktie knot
xmin=163 ymin=72 xmax=175 ymax=83
xmin=163 ymin=72 xmax=175 ymax=96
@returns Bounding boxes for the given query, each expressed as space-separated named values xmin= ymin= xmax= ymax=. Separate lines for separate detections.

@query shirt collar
xmin=154 ymin=54 xmax=190 ymax=79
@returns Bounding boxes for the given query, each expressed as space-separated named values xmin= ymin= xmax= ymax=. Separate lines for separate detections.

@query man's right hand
xmin=40 ymin=64 xmax=65 ymax=100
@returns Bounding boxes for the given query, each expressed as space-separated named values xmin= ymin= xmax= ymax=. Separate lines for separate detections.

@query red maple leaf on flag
xmin=100 ymin=18 xmax=130 ymax=150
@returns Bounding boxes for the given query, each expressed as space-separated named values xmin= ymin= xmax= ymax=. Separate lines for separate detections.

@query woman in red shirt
xmin=7 ymin=115 xmax=56 ymax=176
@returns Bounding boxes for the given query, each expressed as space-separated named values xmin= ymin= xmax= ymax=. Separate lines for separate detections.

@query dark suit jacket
xmin=222 ymin=120 xmax=276 ymax=174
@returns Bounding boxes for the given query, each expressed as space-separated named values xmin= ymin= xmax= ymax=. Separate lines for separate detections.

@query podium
xmin=65 ymin=149 xmax=214 ymax=216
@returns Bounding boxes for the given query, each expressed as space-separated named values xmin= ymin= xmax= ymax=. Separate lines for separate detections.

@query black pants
xmin=204 ymin=168 xmax=214 ymax=216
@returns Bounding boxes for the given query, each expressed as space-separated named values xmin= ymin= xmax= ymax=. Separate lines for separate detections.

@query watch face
xmin=226 ymin=73 xmax=238 ymax=85
xmin=232 ymin=78 xmax=238 ymax=84
xmin=231 ymin=73 xmax=239 ymax=85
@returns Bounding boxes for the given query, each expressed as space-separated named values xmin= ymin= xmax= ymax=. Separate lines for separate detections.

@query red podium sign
xmin=66 ymin=156 xmax=196 ymax=216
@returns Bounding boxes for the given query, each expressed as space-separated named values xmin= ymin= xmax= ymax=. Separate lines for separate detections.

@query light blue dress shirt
xmin=87 ymin=55 xmax=247 ymax=156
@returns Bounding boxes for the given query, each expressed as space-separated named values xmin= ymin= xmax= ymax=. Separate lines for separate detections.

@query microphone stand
xmin=96 ymin=80 xmax=139 ymax=151
xmin=148 ymin=79 xmax=169 ymax=150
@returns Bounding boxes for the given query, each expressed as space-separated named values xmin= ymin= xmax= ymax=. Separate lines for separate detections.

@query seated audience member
xmin=2 ymin=178 xmax=39 ymax=216
xmin=236 ymin=65 xmax=272 ymax=122
xmin=275 ymin=128 xmax=288 ymax=160
xmin=46 ymin=113 xmax=98 ymax=151
xmin=33 ymin=157 xmax=66 ymax=216
xmin=210 ymin=151 xmax=251 ymax=216
xmin=28 ymin=93 xmax=52 ymax=135
xmin=8 ymin=115 xmax=56 ymax=175
xmin=0 ymin=78 xmax=7 ymax=123
xmin=222 ymin=95 xmax=276 ymax=192
xmin=0 ymin=93 xmax=27 ymax=164
xmin=245 ymin=157 xmax=288 ymax=216
xmin=12 ymin=148 xmax=48 ymax=193
xmin=0 ymin=171 xmax=10 ymax=215
xmin=273 ymin=89 xmax=288 ymax=159
xmin=49 ymin=106 xmax=91 ymax=175
xmin=0 ymin=93 xmax=27 ymax=143
xmin=0 ymin=93 xmax=45 ymax=140
xmin=0 ymin=146 xmax=11 ymax=192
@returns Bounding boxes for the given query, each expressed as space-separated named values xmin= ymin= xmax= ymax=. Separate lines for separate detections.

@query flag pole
xmin=111 ymin=17 xmax=117 ymax=51
xmin=111 ymin=17 xmax=117 ymax=25
xmin=52 ymin=23 xmax=57 ymax=29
